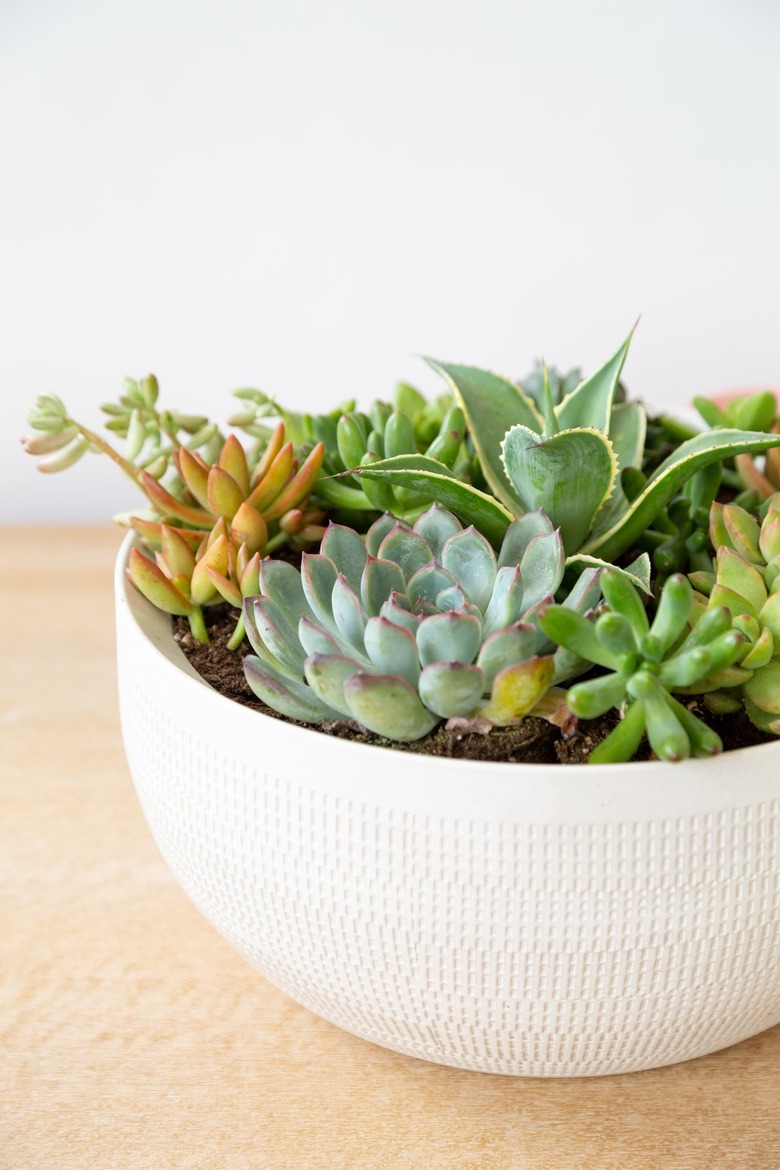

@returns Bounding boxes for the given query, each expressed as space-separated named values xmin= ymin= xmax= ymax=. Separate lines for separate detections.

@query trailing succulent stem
xmin=23 ymin=377 xmax=223 ymax=483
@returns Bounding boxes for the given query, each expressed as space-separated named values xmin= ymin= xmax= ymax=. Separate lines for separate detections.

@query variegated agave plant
xmin=350 ymin=331 xmax=780 ymax=570
xmin=242 ymin=504 xmax=601 ymax=741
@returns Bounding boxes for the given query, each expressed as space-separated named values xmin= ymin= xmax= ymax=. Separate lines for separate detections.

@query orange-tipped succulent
xmin=23 ymin=376 xmax=328 ymax=647
xmin=126 ymin=519 xmax=264 ymax=647
xmin=126 ymin=430 xmax=326 ymax=646
xmin=131 ymin=428 xmax=326 ymax=558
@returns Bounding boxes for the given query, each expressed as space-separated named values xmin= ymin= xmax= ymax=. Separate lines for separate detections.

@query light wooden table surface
xmin=3 ymin=526 xmax=780 ymax=1170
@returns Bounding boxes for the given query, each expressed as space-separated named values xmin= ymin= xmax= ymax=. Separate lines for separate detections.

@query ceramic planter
xmin=115 ymin=534 xmax=780 ymax=1077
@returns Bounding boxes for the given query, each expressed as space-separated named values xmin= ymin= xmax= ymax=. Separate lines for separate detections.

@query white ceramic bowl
xmin=115 ymin=535 xmax=780 ymax=1076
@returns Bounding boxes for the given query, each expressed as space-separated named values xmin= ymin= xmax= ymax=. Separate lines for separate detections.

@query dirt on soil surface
xmin=173 ymin=606 xmax=775 ymax=765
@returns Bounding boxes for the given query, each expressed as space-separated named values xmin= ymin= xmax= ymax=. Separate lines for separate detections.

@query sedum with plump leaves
xmin=540 ymin=568 xmax=744 ymax=763
xmin=242 ymin=504 xmax=601 ymax=741
xmin=686 ymin=494 xmax=780 ymax=733
xmin=230 ymin=381 xmax=476 ymax=525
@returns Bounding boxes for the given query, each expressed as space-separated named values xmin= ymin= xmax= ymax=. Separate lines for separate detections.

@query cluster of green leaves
xmin=22 ymin=335 xmax=780 ymax=762
xmin=230 ymin=381 xmax=479 ymax=525
xmin=349 ymin=333 xmax=779 ymax=570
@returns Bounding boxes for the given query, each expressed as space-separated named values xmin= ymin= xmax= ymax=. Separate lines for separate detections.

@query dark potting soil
xmin=173 ymin=606 xmax=776 ymax=765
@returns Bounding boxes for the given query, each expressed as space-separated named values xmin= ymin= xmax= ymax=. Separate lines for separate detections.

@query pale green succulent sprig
xmin=540 ymin=568 xmax=744 ymax=763
xmin=23 ymin=376 xmax=223 ymax=483
xmin=242 ymin=504 xmax=602 ymax=742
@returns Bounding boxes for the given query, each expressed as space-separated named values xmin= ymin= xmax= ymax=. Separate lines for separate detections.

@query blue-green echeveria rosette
xmin=241 ymin=504 xmax=602 ymax=741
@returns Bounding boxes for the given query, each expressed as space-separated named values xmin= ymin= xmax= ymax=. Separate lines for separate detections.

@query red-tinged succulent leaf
xmin=709 ymin=581 xmax=758 ymax=621
xmin=760 ymin=515 xmax=780 ymax=563
xmin=244 ymin=655 xmax=333 ymax=722
xmin=279 ymin=508 xmax=303 ymax=535
xmin=735 ymin=453 xmax=775 ymax=500
xmin=176 ymin=447 xmax=211 ymax=509
xmin=246 ymin=442 xmax=295 ymax=512
xmin=204 ymin=566 xmax=243 ymax=607
xmin=139 ymin=470 xmax=212 ymax=527
xmin=160 ymin=524 xmax=197 ymax=579
xmin=722 ymin=504 xmax=762 ymax=563
xmin=766 ymin=441 xmax=780 ymax=489
xmin=530 ymin=686 xmax=578 ymax=736
xmin=129 ymin=516 xmax=204 ymax=552
xmin=741 ymin=624 xmax=774 ymax=670
xmin=298 ymin=523 xmax=327 ymax=545
xmin=250 ymin=421 xmax=286 ymax=487
xmin=127 ymin=547 xmax=194 ymax=615
xmin=759 ymin=591 xmax=780 ymax=643
xmin=190 ymin=533 xmax=230 ymax=604
xmin=239 ymin=552 xmax=261 ymax=596
xmin=263 ymin=441 xmax=325 ymax=521
xmin=715 ymin=547 xmax=767 ymax=613
xmin=230 ymin=501 xmax=268 ymax=554
xmin=218 ymin=434 xmax=250 ymax=497
xmin=205 ymin=516 xmax=229 ymax=549
xmin=709 ymin=501 xmax=730 ymax=552
xmin=207 ymin=465 xmax=244 ymax=520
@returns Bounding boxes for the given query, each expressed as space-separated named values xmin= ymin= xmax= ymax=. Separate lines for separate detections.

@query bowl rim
xmin=114 ymin=530 xmax=780 ymax=784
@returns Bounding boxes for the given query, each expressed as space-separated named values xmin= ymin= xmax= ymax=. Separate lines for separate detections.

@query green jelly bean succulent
xmin=241 ymin=504 xmax=602 ymax=742
xmin=230 ymin=382 xmax=475 ymax=525
xmin=350 ymin=330 xmax=780 ymax=567
xmin=539 ymin=568 xmax=744 ymax=763
xmin=628 ymin=463 xmax=721 ymax=579
xmin=685 ymin=494 xmax=780 ymax=733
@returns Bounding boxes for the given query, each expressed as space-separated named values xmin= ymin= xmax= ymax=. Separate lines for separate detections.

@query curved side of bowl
xmin=115 ymin=534 xmax=780 ymax=1076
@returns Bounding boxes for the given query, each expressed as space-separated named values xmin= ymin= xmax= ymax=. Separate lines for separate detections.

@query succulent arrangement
xmin=23 ymin=330 xmax=780 ymax=764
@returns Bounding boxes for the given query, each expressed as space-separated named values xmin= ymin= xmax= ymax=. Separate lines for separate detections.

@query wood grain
xmin=2 ymin=527 xmax=779 ymax=1170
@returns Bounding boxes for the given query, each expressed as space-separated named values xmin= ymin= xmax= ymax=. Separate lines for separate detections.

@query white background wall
xmin=3 ymin=0 xmax=779 ymax=523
